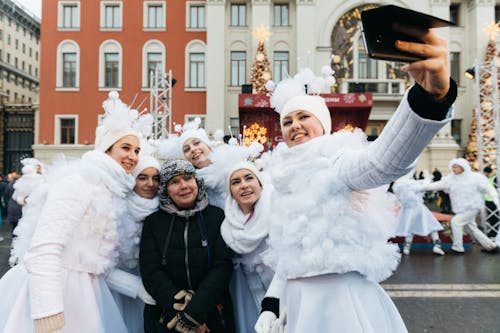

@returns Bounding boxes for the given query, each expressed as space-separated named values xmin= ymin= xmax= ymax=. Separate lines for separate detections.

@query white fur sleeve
xmin=341 ymin=89 xmax=452 ymax=190
xmin=24 ymin=175 xmax=92 ymax=319
xmin=106 ymin=269 xmax=141 ymax=298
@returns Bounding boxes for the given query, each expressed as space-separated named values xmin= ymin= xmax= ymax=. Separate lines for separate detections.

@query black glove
xmin=167 ymin=312 xmax=203 ymax=333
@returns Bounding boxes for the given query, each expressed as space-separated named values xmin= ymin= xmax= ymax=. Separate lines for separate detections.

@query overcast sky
xmin=15 ymin=0 xmax=41 ymax=19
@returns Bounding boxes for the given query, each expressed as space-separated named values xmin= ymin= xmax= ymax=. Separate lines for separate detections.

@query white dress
xmin=110 ymin=192 xmax=159 ymax=333
xmin=0 ymin=151 xmax=136 ymax=333
xmin=261 ymin=91 xmax=452 ymax=333
xmin=221 ymin=186 xmax=274 ymax=333
xmin=393 ymin=178 xmax=443 ymax=237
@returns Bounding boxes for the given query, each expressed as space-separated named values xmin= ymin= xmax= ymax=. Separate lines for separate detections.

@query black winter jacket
xmin=140 ymin=205 xmax=235 ymax=333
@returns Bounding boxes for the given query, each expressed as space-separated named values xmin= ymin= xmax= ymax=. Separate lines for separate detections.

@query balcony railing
xmin=339 ymin=79 xmax=406 ymax=96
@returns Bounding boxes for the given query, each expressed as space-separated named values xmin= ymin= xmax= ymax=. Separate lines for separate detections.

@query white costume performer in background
xmin=221 ymin=161 xmax=274 ymax=333
xmin=255 ymin=24 xmax=456 ymax=333
xmin=110 ymin=154 xmax=160 ymax=333
xmin=425 ymin=158 xmax=499 ymax=253
xmin=393 ymin=172 xmax=444 ymax=256
xmin=0 ymin=92 xmax=155 ymax=333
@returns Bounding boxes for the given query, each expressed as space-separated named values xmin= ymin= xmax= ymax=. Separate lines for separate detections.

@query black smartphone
xmin=361 ymin=5 xmax=456 ymax=62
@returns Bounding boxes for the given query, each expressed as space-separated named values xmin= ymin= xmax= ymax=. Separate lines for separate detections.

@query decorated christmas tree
xmin=251 ymin=25 xmax=272 ymax=94
xmin=466 ymin=23 xmax=500 ymax=170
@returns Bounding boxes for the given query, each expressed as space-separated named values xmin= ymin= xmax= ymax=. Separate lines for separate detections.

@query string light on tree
xmin=251 ymin=24 xmax=272 ymax=94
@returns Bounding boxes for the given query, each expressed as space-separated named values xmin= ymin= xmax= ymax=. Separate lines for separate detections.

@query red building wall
xmin=39 ymin=1 xmax=206 ymax=145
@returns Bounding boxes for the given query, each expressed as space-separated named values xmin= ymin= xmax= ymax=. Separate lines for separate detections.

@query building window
xmin=7 ymin=34 xmax=10 ymax=45
xmin=144 ymin=1 xmax=166 ymax=30
xmin=63 ymin=52 xmax=77 ymax=87
xmin=450 ymin=52 xmax=460 ymax=85
xmin=450 ymin=4 xmax=459 ymax=25
xmin=231 ymin=4 xmax=246 ymax=26
xmin=57 ymin=40 xmax=79 ymax=89
xmin=231 ymin=51 xmax=246 ymax=86
xmin=451 ymin=119 xmax=461 ymax=146
xmin=99 ymin=40 xmax=122 ymax=90
xmin=230 ymin=117 xmax=239 ymax=138
xmin=357 ymin=35 xmax=377 ymax=79
xmin=189 ymin=3 xmax=205 ymax=29
xmin=105 ymin=53 xmax=119 ymax=87
xmin=56 ymin=116 xmax=78 ymax=144
xmin=101 ymin=2 xmax=122 ymax=29
xmin=496 ymin=5 xmax=500 ymax=23
xmin=142 ymin=40 xmax=165 ymax=89
xmin=147 ymin=52 xmax=163 ymax=87
xmin=273 ymin=51 xmax=289 ymax=83
xmin=273 ymin=4 xmax=289 ymax=26
xmin=22 ymin=43 xmax=25 ymax=53
xmin=59 ymin=2 xmax=80 ymax=29
xmin=15 ymin=39 xmax=18 ymax=50
xmin=189 ymin=53 xmax=205 ymax=88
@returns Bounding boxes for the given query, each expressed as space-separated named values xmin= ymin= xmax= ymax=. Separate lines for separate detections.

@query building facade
xmin=0 ymin=0 xmax=40 ymax=173
xmin=35 ymin=0 xmax=500 ymax=172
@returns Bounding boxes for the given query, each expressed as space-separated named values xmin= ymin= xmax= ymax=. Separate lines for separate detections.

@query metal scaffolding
xmin=473 ymin=59 xmax=500 ymax=235
xmin=149 ymin=67 xmax=173 ymax=139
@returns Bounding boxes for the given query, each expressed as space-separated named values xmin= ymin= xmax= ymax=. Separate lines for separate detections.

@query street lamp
xmin=464 ymin=67 xmax=475 ymax=80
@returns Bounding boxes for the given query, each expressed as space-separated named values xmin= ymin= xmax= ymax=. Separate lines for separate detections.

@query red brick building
xmin=35 ymin=0 xmax=207 ymax=159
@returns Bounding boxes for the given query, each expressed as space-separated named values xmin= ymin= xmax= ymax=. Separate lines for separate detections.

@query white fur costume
xmin=261 ymin=91 xmax=452 ymax=333
xmin=0 ymin=151 xmax=140 ymax=333
xmin=426 ymin=158 xmax=498 ymax=252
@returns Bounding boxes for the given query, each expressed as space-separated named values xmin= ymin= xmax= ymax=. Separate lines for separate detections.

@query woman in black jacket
xmin=140 ymin=159 xmax=235 ymax=333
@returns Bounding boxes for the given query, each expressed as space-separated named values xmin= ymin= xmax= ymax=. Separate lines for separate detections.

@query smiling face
xmin=134 ymin=167 xmax=160 ymax=199
xmin=452 ymin=164 xmax=464 ymax=175
xmin=106 ymin=135 xmax=140 ymax=173
xmin=167 ymin=174 xmax=199 ymax=209
xmin=281 ymin=110 xmax=325 ymax=147
xmin=230 ymin=168 xmax=262 ymax=214
xmin=182 ymin=138 xmax=212 ymax=169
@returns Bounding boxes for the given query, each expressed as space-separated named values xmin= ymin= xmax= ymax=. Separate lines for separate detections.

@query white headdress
xmin=94 ymin=91 xmax=142 ymax=152
xmin=267 ymin=66 xmax=336 ymax=135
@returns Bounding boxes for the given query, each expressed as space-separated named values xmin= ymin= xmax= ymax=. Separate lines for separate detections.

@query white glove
xmin=138 ymin=283 xmax=156 ymax=305
xmin=255 ymin=311 xmax=277 ymax=333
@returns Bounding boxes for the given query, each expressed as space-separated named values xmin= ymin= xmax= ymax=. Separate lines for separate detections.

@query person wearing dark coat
xmin=140 ymin=159 xmax=235 ymax=333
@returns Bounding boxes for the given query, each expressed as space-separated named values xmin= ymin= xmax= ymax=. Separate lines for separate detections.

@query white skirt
xmin=395 ymin=204 xmax=443 ymax=237
xmin=0 ymin=264 xmax=129 ymax=333
xmin=284 ymin=272 xmax=407 ymax=333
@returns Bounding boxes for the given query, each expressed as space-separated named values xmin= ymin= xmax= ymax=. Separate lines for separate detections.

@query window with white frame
xmin=189 ymin=53 xmax=205 ymax=88
xmin=144 ymin=1 xmax=166 ymax=30
xmin=55 ymin=115 xmax=77 ymax=144
xmin=99 ymin=40 xmax=122 ymax=90
xmin=273 ymin=4 xmax=289 ymax=26
xmin=230 ymin=4 xmax=246 ymax=26
xmin=188 ymin=3 xmax=205 ymax=29
xmin=101 ymin=1 xmax=122 ymax=30
xmin=63 ymin=53 xmax=77 ymax=87
xmin=273 ymin=51 xmax=289 ymax=83
xmin=450 ymin=51 xmax=460 ymax=85
xmin=356 ymin=34 xmax=377 ymax=79
xmin=104 ymin=53 xmax=119 ymax=88
xmin=58 ymin=1 xmax=80 ymax=30
xmin=185 ymin=40 xmax=206 ymax=90
xmin=231 ymin=51 xmax=246 ymax=86
xmin=57 ymin=40 xmax=79 ymax=89
xmin=142 ymin=40 xmax=166 ymax=89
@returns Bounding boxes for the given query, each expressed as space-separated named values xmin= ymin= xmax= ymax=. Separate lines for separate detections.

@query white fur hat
xmin=95 ymin=91 xmax=141 ymax=152
xmin=226 ymin=161 xmax=263 ymax=194
xmin=94 ymin=127 xmax=140 ymax=152
xmin=179 ymin=128 xmax=211 ymax=153
xmin=281 ymin=95 xmax=332 ymax=135
xmin=131 ymin=154 xmax=160 ymax=178
xmin=449 ymin=158 xmax=471 ymax=173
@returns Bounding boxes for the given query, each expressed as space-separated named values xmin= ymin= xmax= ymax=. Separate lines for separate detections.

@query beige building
xmin=204 ymin=0 xmax=500 ymax=173
xmin=0 ymin=0 xmax=40 ymax=105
